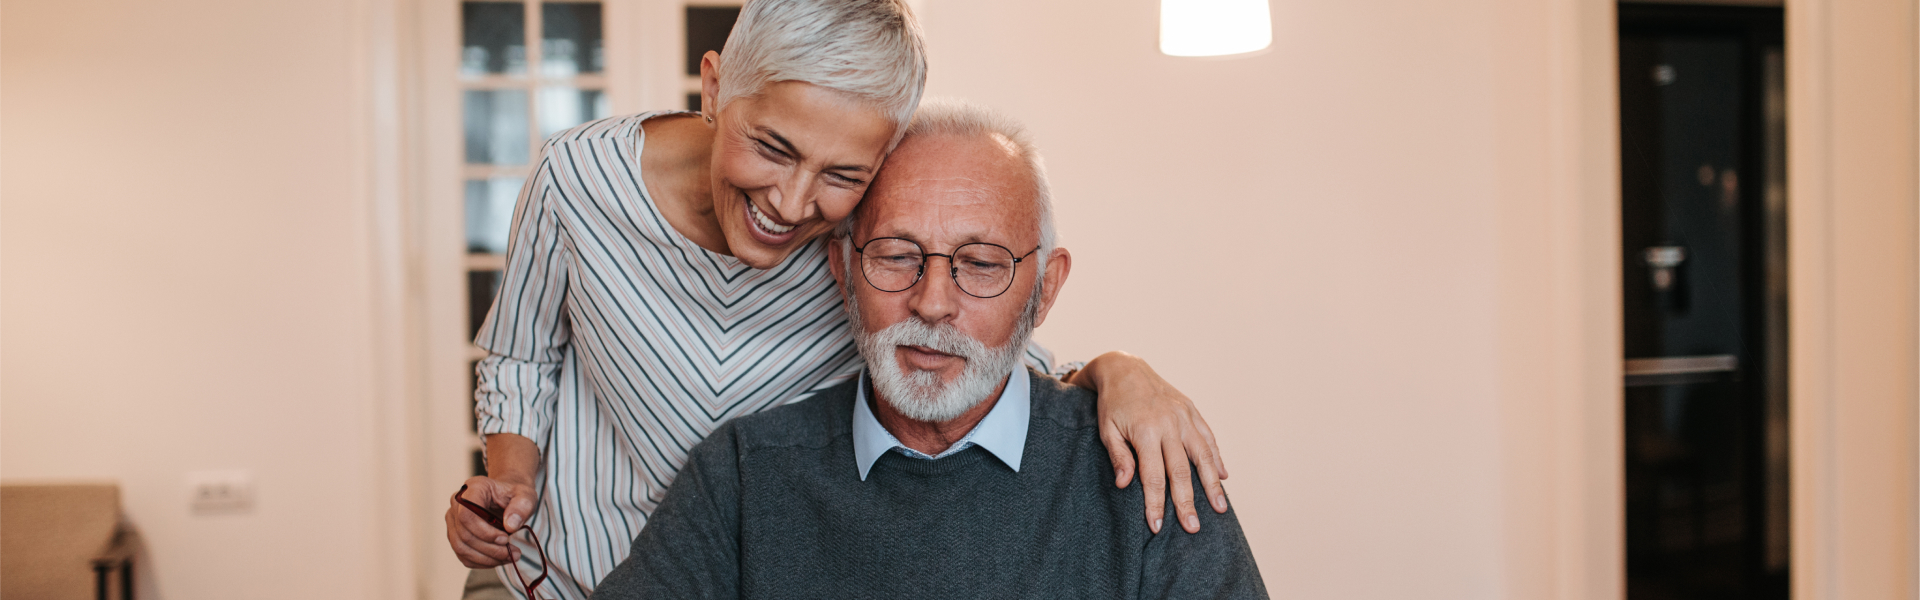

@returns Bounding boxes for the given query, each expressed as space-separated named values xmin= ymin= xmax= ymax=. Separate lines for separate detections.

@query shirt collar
xmin=851 ymin=366 xmax=1030 ymax=481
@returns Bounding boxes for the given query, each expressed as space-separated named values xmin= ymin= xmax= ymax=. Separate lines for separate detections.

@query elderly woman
xmin=444 ymin=1 xmax=1230 ymax=598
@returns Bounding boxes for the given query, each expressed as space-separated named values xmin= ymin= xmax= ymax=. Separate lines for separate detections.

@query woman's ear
xmin=698 ymin=51 xmax=722 ymax=122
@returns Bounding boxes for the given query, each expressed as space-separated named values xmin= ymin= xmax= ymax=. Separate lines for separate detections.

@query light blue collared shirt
xmin=851 ymin=367 xmax=1031 ymax=481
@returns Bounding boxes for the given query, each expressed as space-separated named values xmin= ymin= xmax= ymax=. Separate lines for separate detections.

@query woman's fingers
xmin=448 ymin=507 xmax=513 ymax=566
xmin=457 ymin=510 xmax=514 ymax=559
xmin=454 ymin=497 xmax=510 ymax=541
xmin=1162 ymin=437 xmax=1202 ymax=533
xmin=1189 ymin=407 xmax=1230 ymax=481
xmin=451 ymin=532 xmax=507 ymax=568
xmin=1179 ymin=412 xmax=1228 ymax=513
xmin=1135 ymin=434 xmax=1169 ymax=534
xmin=1187 ymin=431 xmax=1228 ymax=513
xmin=503 ymin=484 xmax=537 ymax=532
xmin=457 ymin=475 xmax=536 ymax=533
xmin=1099 ymin=422 xmax=1137 ymax=489
xmin=446 ymin=510 xmax=488 ymax=568
xmin=449 ymin=484 xmax=515 ymax=564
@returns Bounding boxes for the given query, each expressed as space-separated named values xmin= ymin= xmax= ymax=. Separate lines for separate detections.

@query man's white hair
xmin=716 ymin=0 xmax=928 ymax=149
xmin=841 ymin=99 xmax=1058 ymax=271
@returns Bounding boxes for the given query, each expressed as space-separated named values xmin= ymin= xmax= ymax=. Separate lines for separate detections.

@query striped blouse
xmin=473 ymin=111 xmax=1054 ymax=600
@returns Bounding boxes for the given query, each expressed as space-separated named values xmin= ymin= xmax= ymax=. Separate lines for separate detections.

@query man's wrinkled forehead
xmin=856 ymin=134 xmax=1036 ymax=239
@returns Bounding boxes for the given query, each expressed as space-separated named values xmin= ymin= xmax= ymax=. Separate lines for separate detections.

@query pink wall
xmin=915 ymin=0 xmax=1601 ymax=596
xmin=1 ymin=0 xmax=388 ymax=597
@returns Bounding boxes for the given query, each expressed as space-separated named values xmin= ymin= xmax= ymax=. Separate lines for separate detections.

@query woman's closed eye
xmin=755 ymin=138 xmax=793 ymax=162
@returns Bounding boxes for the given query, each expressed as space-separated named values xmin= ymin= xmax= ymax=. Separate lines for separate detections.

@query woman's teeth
xmin=747 ymin=201 xmax=795 ymax=234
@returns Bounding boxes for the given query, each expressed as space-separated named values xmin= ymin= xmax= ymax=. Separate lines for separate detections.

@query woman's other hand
xmin=445 ymin=433 xmax=542 ymax=568
xmin=446 ymin=474 xmax=539 ymax=568
xmin=1073 ymin=351 xmax=1229 ymax=535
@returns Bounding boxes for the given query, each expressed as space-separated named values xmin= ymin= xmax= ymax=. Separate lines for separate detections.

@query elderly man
xmin=590 ymin=101 xmax=1267 ymax=599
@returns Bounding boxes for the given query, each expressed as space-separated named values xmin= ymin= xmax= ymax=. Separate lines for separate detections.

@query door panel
xmin=1618 ymin=6 xmax=1786 ymax=600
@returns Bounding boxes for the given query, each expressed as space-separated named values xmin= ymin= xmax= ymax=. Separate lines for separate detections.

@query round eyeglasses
xmin=853 ymin=237 xmax=1040 ymax=299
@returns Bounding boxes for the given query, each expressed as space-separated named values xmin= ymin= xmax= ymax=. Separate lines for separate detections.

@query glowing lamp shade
xmin=1159 ymin=0 xmax=1273 ymax=57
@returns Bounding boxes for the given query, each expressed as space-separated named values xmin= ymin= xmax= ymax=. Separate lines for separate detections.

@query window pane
xmin=539 ymin=87 xmax=609 ymax=139
xmin=462 ymin=2 xmax=527 ymax=77
xmin=543 ymin=2 xmax=604 ymax=76
xmin=464 ymin=90 xmax=530 ymax=165
xmin=686 ymin=6 xmax=741 ymax=76
xmin=468 ymin=269 xmax=503 ymax=339
xmin=687 ymin=92 xmax=702 ymax=112
xmin=465 ymin=177 xmax=525 ymax=254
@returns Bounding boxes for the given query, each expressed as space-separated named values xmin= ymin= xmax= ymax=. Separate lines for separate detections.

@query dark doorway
xmin=1619 ymin=5 xmax=1787 ymax=600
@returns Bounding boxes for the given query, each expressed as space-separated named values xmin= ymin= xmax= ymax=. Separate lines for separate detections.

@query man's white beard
xmin=847 ymin=281 xmax=1041 ymax=423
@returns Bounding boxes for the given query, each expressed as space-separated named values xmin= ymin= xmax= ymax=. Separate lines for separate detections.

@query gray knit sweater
xmin=590 ymin=368 xmax=1268 ymax=600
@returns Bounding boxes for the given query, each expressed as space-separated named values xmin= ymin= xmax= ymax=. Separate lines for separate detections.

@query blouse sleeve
xmin=473 ymin=145 xmax=573 ymax=453
xmin=1021 ymin=339 xmax=1057 ymax=376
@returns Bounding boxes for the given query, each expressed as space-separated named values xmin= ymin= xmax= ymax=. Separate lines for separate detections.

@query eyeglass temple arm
xmin=453 ymin=485 xmax=505 ymax=528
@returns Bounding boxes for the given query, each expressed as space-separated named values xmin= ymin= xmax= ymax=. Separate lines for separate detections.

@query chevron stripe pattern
xmin=472 ymin=112 xmax=1054 ymax=600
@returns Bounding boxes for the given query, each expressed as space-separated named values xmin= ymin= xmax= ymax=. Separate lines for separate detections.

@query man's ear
xmin=1031 ymin=247 xmax=1072 ymax=329
xmin=827 ymin=236 xmax=849 ymax=287
xmin=698 ymin=51 xmax=722 ymax=122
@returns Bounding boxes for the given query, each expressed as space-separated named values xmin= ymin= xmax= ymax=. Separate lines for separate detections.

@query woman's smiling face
xmin=707 ymin=81 xmax=898 ymax=269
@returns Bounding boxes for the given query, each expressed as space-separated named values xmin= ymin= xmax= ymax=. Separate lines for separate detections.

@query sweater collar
xmin=851 ymin=367 xmax=1030 ymax=481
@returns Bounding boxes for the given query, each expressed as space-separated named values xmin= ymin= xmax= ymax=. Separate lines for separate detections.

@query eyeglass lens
xmin=859 ymin=238 xmax=1019 ymax=298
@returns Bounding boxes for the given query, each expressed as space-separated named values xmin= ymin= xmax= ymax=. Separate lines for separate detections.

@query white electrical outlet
xmin=187 ymin=470 xmax=254 ymax=515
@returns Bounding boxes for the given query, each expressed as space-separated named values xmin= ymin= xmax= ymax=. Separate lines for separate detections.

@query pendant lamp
xmin=1159 ymin=0 xmax=1273 ymax=57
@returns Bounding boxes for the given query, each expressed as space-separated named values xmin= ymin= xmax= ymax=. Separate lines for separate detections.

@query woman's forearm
xmin=1069 ymin=350 xmax=1147 ymax=390
xmin=484 ymin=433 xmax=542 ymax=487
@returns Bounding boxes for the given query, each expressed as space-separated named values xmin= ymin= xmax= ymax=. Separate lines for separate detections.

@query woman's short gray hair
xmin=716 ymin=0 xmax=928 ymax=149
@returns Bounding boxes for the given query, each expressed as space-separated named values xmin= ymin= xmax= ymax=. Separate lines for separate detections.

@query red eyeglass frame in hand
xmin=453 ymin=484 xmax=553 ymax=600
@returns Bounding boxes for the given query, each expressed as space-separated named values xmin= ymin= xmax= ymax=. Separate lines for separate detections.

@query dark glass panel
xmin=468 ymin=269 xmax=504 ymax=339
xmin=685 ymin=6 xmax=741 ymax=75
xmin=469 ymin=359 xmax=481 ymax=434
xmin=462 ymin=2 xmax=527 ymax=77
xmin=1626 ymin=380 xmax=1752 ymax=599
xmin=542 ymin=2 xmax=604 ymax=76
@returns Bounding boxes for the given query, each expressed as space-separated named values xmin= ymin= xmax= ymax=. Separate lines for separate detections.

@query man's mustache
xmin=872 ymin=318 xmax=985 ymax=363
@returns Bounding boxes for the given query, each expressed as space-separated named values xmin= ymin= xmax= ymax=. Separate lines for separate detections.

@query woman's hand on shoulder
xmin=1073 ymin=351 xmax=1229 ymax=535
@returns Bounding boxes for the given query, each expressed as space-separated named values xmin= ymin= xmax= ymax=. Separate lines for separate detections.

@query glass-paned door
xmin=684 ymin=5 xmax=740 ymax=110
xmin=462 ymin=0 xmax=612 ymax=473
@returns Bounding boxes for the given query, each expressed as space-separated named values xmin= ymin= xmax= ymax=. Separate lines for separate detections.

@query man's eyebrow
xmin=878 ymin=230 xmax=1005 ymax=250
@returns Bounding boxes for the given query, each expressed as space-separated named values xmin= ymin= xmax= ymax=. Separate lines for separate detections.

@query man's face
xmin=828 ymin=132 xmax=1071 ymax=421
